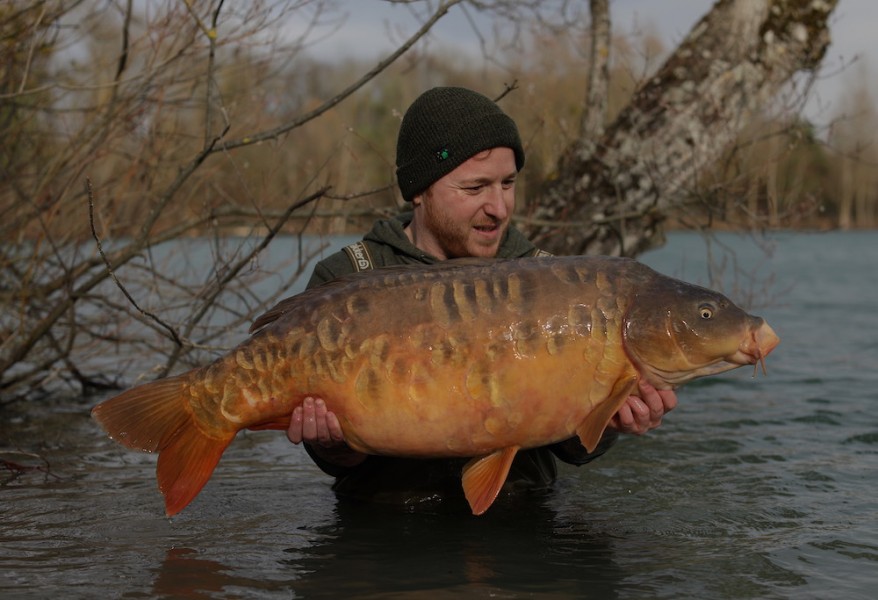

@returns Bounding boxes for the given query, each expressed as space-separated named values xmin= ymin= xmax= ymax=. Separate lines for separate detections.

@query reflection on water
xmin=287 ymin=497 xmax=623 ymax=599
xmin=154 ymin=548 xmax=233 ymax=599
xmin=140 ymin=492 xmax=627 ymax=599
xmin=2 ymin=231 xmax=877 ymax=599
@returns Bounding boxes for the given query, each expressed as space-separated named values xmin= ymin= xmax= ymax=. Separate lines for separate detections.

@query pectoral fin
xmin=576 ymin=378 xmax=638 ymax=452
xmin=461 ymin=446 xmax=520 ymax=516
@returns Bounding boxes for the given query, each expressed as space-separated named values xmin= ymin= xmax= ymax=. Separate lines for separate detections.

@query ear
xmin=412 ymin=185 xmax=433 ymax=207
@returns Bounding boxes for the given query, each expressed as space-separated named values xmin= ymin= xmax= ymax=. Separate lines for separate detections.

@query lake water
xmin=2 ymin=230 xmax=876 ymax=599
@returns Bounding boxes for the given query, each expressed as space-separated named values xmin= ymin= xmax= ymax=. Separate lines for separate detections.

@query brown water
xmin=2 ymin=231 xmax=876 ymax=599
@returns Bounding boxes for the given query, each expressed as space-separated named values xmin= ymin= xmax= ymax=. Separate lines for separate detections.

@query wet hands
xmin=287 ymin=396 xmax=346 ymax=446
xmin=287 ymin=397 xmax=367 ymax=468
xmin=608 ymin=380 xmax=678 ymax=436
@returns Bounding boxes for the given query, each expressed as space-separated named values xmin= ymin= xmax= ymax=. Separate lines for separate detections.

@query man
xmin=287 ymin=87 xmax=677 ymax=507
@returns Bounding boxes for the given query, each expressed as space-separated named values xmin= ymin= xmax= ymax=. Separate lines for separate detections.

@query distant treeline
xmin=2 ymin=3 xmax=875 ymax=248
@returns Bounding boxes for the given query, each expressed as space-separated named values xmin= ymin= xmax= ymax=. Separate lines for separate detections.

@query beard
xmin=422 ymin=201 xmax=507 ymax=259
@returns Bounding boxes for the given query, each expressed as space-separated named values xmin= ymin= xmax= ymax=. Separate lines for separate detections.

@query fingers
xmin=610 ymin=398 xmax=647 ymax=435
xmin=639 ymin=379 xmax=678 ymax=416
xmin=616 ymin=397 xmax=652 ymax=435
xmin=608 ymin=403 xmax=631 ymax=432
xmin=287 ymin=403 xmax=305 ymax=444
xmin=317 ymin=400 xmax=346 ymax=445
xmin=610 ymin=381 xmax=679 ymax=436
xmin=301 ymin=396 xmax=320 ymax=442
xmin=286 ymin=396 xmax=346 ymax=447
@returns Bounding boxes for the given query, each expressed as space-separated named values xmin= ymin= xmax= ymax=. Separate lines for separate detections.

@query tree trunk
xmin=525 ymin=0 xmax=838 ymax=257
xmin=579 ymin=0 xmax=610 ymax=146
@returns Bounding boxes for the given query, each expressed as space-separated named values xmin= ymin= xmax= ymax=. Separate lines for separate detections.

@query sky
xmin=287 ymin=0 xmax=875 ymax=125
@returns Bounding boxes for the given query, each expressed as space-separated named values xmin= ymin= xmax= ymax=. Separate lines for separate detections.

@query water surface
xmin=2 ymin=230 xmax=876 ymax=599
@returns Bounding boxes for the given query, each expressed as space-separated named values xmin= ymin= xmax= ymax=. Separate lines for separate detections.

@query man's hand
xmin=608 ymin=380 xmax=678 ymax=436
xmin=287 ymin=396 xmax=366 ymax=468
xmin=287 ymin=396 xmax=346 ymax=446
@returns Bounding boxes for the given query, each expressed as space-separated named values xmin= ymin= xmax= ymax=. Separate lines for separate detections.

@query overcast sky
xmin=288 ymin=0 xmax=874 ymax=124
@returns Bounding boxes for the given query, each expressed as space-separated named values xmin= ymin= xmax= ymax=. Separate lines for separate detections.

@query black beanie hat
xmin=395 ymin=87 xmax=525 ymax=202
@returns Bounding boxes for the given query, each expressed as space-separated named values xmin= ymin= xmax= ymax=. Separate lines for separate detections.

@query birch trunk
xmin=525 ymin=0 xmax=838 ymax=256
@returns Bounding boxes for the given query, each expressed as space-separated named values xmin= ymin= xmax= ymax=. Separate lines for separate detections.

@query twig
xmin=494 ymin=80 xmax=519 ymax=103
xmin=158 ymin=186 xmax=331 ymax=376
xmin=17 ymin=4 xmax=47 ymax=94
xmin=1 ymin=450 xmax=61 ymax=483
xmin=211 ymin=0 xmax=464 ymax=153
xmin=115 ymin=0 xmax=133 ymax=80
xmin=85 ymin=178 xmax=184 ymax=348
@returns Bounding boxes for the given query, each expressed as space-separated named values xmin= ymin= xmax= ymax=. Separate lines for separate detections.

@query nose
xmin=482 ymin=185 xmax=511 ymax=220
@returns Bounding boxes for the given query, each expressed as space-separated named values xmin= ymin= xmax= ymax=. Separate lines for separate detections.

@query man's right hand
xmin=287 ymin=396 xmax=367 ymax=467
xmin=287 ymin=396 xmax=346 ymax=446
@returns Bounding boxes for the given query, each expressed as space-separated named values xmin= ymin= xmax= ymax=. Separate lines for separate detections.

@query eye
xmin=699 ymin=304 xmax=715 ymax=319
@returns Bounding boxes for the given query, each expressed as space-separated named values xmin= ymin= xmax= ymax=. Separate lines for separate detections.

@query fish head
xmin=622 ymin=278 xmax=780 ymax=387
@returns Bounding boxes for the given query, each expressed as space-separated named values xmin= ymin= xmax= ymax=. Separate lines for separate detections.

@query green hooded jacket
xmin=303 ymin=213 xmax=618 ymax=509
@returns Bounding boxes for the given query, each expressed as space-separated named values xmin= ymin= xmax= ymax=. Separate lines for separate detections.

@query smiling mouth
xmin=473 ymin=221 xmax=502 ymax=234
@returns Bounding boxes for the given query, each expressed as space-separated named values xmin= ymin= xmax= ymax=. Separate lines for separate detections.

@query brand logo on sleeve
xmin=343 ymin=242 xmax=375 ymax=272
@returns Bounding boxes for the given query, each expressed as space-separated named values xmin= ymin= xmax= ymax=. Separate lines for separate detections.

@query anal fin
xmin=461 ymin=446 xmax=520 ymax=516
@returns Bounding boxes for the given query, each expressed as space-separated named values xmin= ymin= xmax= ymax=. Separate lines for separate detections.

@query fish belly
xmin=335 ymin=336 xmax=629 ymax=457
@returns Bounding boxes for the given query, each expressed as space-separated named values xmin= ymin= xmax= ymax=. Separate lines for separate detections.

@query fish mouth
xmin=737 ymin=321 xmax=780 ymax=375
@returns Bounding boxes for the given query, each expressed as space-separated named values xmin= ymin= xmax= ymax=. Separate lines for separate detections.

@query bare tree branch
xmin=86 ymin=178 xmax=184 ymax=348
xmin=212 ymin=0 xmax=464 ymax=153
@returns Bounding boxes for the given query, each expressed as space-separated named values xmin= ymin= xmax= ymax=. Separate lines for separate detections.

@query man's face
xmin=410 ymin=147 xmax=517 ymax=259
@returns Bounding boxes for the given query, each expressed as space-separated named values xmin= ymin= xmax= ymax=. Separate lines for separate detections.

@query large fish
xmin=92 ymin=256 xmax=779 ymax=516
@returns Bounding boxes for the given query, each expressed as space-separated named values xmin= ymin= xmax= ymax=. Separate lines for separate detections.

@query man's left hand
xmin=609 ymin=380 xmax=678 ymax=435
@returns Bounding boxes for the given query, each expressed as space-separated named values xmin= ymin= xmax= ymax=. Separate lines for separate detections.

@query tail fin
xmin=91 ymin=374 xmax=234 ymax=516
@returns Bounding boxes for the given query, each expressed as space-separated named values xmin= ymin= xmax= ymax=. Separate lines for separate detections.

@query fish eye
xmin=699 ymin=304 xmax=715 ymax=319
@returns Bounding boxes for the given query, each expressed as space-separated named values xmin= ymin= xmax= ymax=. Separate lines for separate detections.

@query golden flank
xmin=92 ymin=256 xmax=780 ymax=516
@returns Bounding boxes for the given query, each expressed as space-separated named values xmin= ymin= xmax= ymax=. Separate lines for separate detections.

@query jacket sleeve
xmin=303 ymin=444 xmax=368 ymax=478
xmin=548 ymin=430 xmax=619 ymax=466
